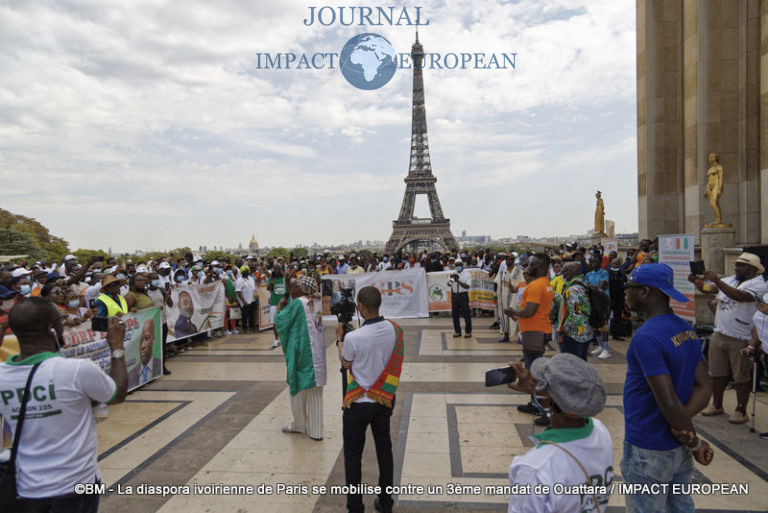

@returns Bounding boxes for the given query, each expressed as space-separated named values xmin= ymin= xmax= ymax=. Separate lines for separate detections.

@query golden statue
xmin=703 ymin=153 xmax=731 ymax=228
xmin=594 ymin=190 xmax=606 ymax=235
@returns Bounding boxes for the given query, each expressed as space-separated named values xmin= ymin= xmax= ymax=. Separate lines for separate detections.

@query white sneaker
xmin=272 ymin=340 xmax=280 ymax=348
xmin=232 ymin=329 xmax=239 ymax=334
xmin=597 ymin=350 xmax=611 ymax=359
xmin=225 ymin=330 xmax=232 ymax=336
xmin=590 ymin=346 xmax=603 ymax=356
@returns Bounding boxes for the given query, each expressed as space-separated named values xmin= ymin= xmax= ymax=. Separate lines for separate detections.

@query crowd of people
xmin=1 ymin=240 xmax=767 ymax=513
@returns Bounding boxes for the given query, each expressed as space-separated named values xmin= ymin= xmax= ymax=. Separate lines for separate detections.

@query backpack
xmin=572 ymin=280 xmax=610 ymax=329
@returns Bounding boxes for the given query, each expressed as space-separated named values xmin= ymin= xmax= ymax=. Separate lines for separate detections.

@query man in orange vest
xmin=336 ymin=286 xmax=403 ymax=513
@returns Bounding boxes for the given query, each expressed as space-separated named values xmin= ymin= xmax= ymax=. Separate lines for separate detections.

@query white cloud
xmin=0 ymin=0 xmax=637 ymax=251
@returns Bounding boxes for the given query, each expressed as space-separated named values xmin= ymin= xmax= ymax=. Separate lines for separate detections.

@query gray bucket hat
xmin=530 ymin=353 xmax=606 ymax=417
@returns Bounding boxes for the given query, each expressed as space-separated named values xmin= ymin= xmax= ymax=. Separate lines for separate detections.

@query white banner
xmin=167 ymin=281 xmax=226 ymax=341
xmin=321 ymin=268 xmax=429 ymax=319
xmin=658 ymin=234 xmax=697 ymax=322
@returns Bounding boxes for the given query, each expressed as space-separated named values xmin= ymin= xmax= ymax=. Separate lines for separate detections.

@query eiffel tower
xmin=385 ymin=32 xmax=459 ymax=255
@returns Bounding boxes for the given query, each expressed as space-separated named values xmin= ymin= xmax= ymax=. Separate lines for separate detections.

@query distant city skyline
xmin=0 ymin=1 xmax=637 ymax=253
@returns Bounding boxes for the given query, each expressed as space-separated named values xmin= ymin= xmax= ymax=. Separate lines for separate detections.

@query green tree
xmin=204 ymin=250 xmax=238 ymax=263
xmin=72 ymin=249 xmax=111 ymax=262
xmin=290 ymin=247 xmax=308 ymax=258
xmin=0 ymin=228 xmax=47 ymax=261
xmin=268 ymin=247 xmax=290 ymax=259
xmin=0 ymin=208 xmax=70 ymax=261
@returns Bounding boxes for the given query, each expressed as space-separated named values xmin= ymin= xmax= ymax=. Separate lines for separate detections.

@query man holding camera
xmin=0 ymin=298 xmax=128 ymax=512
xmin=449 ymin=260 xmax=472 ymax=338
xmin=336 ymin=286 xmax=403 ymax=513
xmin=690 ymin=252 xmax=767 ymax=423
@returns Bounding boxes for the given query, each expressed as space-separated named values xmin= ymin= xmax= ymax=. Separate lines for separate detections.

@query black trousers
xmin=451 ymin=291 xmax=472 ymax=334
xmin=343 ymin=401 xmax=394 ymax=513
xmin=18 ymin=482 xmax=100 ymax=513
xmin=162 ymin=322 xmax=169 ymax=365
xmin=242 ymin=302 xmax=256 ymax=331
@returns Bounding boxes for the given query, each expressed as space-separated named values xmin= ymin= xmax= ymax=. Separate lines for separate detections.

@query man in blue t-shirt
xmin=622 ymin=263 xmax=713 ymax=513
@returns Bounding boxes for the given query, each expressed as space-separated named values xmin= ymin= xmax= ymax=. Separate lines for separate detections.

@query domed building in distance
xmin=248 ymin=234 xmax=260 ymax=255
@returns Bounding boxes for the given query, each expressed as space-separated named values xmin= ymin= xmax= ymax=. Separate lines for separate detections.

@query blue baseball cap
xmin=628 ymin=263 xmax=688 ymax=303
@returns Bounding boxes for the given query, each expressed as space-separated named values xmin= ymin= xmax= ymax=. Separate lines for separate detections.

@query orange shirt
xmin=518 ymin=276 xmax=554 ymax=334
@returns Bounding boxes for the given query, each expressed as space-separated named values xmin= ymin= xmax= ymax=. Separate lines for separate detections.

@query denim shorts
xmin=620 ymin=442 xmax=694 ymax=513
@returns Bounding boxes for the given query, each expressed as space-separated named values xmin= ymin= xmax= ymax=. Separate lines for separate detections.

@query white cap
xmin=211 ymin=260 xmax=220 ymax=265
xmin=11 ymin=268 xmax=31 ymax=277
xmin=63 ymin=254 xmax=77 ymax=262
xmin=135 ymin=266 xmax=149 ymax=274
xmin=158 ymin=262 xmax=171 ymax=269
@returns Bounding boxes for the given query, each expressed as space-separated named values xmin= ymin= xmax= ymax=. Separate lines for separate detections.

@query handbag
xmin=0 ymin=362 xmax=43 ymax=511
xmin=229 ymin=306 xmax=242 ymax=320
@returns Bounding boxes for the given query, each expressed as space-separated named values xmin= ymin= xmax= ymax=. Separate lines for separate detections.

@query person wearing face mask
xmin=506 ymin=353 xmax=613 ymax=513
xmin=378 ymin=255 xmax=392 ymax=271
xmin=147 ymin=272 xmax=174 ymax=375
xmin=95 ymin=275 xmax=128 ymax=318
xmin=236 ymin=265 xmax=257 ymax=334
xmin=9 ymin=275 xmax=33 ymax=299
xmin=173 ymin=269 xmax=187 ymax=287
xmin=0 ymin=298 xmax=128 ymax=511
xmin=448 ymin=260 xmax=472 ymax=338
xmin=63 ymin=289 xmax=90 ymax=327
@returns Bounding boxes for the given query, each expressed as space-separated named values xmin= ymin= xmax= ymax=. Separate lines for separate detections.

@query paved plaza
xmin=96 ymin=316 xmax=768 ymax=513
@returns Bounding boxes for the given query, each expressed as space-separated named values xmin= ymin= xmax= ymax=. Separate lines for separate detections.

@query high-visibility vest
xmin=96 ymin=293 xmax=128 ymax=317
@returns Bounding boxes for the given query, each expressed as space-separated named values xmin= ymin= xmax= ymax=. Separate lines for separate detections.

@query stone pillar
xmin=637 ymin=0 xmax=684 ymax=239
xmin=761 ymin=0 xmax=768 ymax=243
xmin=701 ymin=226 xmax=737 ymax=274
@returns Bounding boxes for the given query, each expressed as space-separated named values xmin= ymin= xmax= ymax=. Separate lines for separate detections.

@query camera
xmin=690 ymin=260 xmax=706 ymax=275
xmin=330 ymin=287 xmax=356 ymax=333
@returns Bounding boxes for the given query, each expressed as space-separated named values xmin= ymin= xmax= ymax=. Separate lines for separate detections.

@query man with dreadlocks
xmin=274 ymin=273 xmax=326 ymax=441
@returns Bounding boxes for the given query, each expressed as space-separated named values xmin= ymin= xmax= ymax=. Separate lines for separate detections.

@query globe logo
xmin=339 ymin=33 xmax=397 ymax=90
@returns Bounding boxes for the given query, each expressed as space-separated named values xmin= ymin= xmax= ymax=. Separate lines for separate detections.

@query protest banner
xmin=426 ymin=271 xmax=451 ymax=312
xmin=321 ymin=268 xmax=428 ymax=318
xmin=0 ymin=307 xmax=163 ymax=389
xmin=658 ymin=234 xmax=696 ymax=322
xmin=166 ymin=281 xmax=225 ymax=342
xmin=426 ymin=269 xmax=495 ymax=312
xmin=321 ymin=275 xmax=358 ymax=316
xmin=257 ymin=284 xmax=273 ymax=330
xmin=468 ymin=269 xmax=495 ymax=310
xmin=601 ymin=238 xmax=618 ymax=254
xmin=356 ymin=268 xmax=429 ymax=318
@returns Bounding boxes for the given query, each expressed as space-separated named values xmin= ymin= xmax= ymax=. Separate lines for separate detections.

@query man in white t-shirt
xmin=506 ymin=353 xmax=613 ymax=513
xmin=236 ymin=266 xmax=257 ymax=333
xmin=336 ymin=287 xmax=403 ymax=513
xmin=0 ymin=297 xmax=128 ymax=511
xmin=691 ymin=252 xmax=768 ymax=423
xmin=448 ymin=260 xmax=472 ymax=338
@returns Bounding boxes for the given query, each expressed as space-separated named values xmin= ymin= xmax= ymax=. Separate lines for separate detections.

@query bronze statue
xmin=594 ymin=191 xmax=606 ymax=235
xmin=704 ymin=153 xmax=731 ymax=228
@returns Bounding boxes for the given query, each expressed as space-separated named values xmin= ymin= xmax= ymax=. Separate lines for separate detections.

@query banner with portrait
xmin=1 ymin=307 xmax=163 ymax=447
xmin=321 ymin=268 xmax=429 ymax=318
xmin=166 ymin=281 xmax=226 ymax=342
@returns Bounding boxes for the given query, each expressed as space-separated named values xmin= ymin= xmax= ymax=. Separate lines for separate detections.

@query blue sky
xmin=0 ymin=0 xmax=637 ymax=252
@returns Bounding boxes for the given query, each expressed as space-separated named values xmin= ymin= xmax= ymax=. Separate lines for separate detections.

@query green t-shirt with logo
xmin=269 ymin=277 xmax=286 ymax=306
